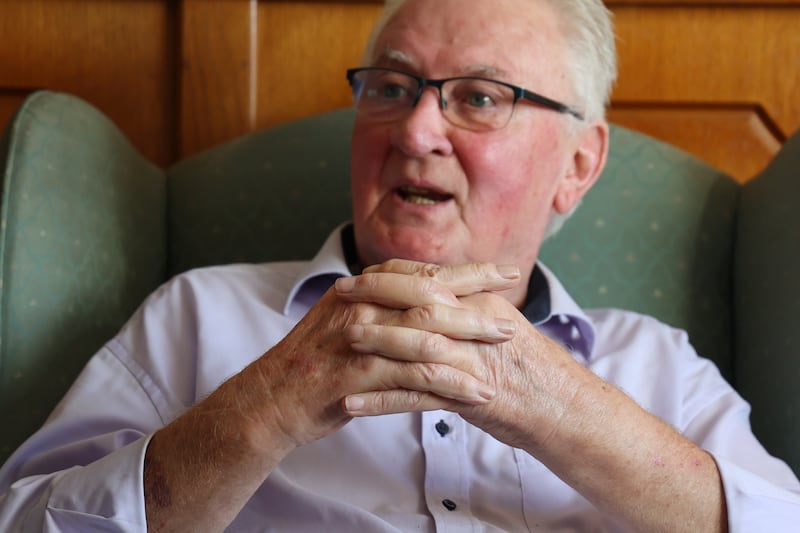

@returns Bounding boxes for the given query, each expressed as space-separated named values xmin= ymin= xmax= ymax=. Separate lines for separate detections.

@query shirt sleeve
xmin=587 ymin=308 xmax=800 ymax=531
xmin=0 ymin=346 xmax=165 ymax=532
xmin=716 ymin=457 xmax=800 ymax=533
xmin=677 ymin=340 xmax=800 ymax=532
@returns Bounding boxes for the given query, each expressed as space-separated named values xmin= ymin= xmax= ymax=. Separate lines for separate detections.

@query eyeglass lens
xmin=351 ymin=69 xmax=517 ymax=131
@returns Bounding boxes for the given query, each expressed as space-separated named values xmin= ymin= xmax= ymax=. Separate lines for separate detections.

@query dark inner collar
xmin=521 ymin=265 xmax=551 ymax=324
xmin=341 ymin=224 xmax=362 ymax=275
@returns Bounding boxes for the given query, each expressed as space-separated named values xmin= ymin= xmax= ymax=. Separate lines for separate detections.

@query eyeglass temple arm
xmin=519 ymin=90 xmax=584 ymax=120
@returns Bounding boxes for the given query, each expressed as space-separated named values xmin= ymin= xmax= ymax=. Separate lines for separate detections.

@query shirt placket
xmin=421 ymin=410 xmax=477 ymax=532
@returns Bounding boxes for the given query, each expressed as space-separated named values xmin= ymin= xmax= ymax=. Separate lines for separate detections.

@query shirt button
xmin=435 ymin=420 xmax=450 ymax=437
xmin=442 ymin=499 xmax=457 ymax=511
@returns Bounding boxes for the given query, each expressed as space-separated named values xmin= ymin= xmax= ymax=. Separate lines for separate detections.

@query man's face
xmin=350 ymin=0 xmax=597 ymax=280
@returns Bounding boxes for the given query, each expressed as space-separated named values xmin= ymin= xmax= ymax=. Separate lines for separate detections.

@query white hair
xmin=362 ymin=0 xmax=617 ymax=122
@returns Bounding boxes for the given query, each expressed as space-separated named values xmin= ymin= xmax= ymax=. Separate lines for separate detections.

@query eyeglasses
xmin=346 ymin=67 xmax=584 ymax=132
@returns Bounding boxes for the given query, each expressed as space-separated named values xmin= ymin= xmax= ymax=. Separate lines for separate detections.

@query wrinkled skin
xmin=252 ymin=262 xmax=520 ymax=450
xmin=334 ymin=260 xmax=578 ymax=453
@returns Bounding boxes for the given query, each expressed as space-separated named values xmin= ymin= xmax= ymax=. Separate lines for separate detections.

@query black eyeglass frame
xmin=346 ymin=67 xmax=585 ymax=125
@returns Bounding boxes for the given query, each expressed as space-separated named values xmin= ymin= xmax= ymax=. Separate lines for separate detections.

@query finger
xmin=362 ymin=258 xmax=431 ymax=275
xmin=363 ymin=260 xmax=521 ymax=296
xmin=399 ymin=305 xmax=516 ymax=343
xmin=348 ymin=309 xmax=514 ymax=357
xmin=343 ymin=390 xmax=457 ymax=416
xmin=387 ymin=358 xmax=495 ymax=404
xmin=335 ymin=272 xmax=460 ymax=308
xmin=352 ymin=352 xmax=495 ymax=404
xmin=347 ymin=324 xmax=459 ymax=362
xmin=347 ymin=326 xmax=497 ymax=402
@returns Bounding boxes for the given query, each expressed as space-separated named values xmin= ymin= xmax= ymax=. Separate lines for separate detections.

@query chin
xmin=386 ymin=227 xmax=456 ymax=262
xmin=359 ymin=234 xmax=453 ymax=267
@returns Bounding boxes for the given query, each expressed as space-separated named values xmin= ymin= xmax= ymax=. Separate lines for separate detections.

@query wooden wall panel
xmin=1 ymin=0 xmax=798 ymax=182
xmin=0 ymin=91 xmax=31 ymax=135
xmin=608 ymin=105 xmax=783 ymax=184
xmin=0 ymin=0 xmax=179 ymax=167
xmin=179 ymin=0 xmax=381 ymax=158
xmin=177 ymin=0 xmax=800 ymax=182
xmin=255 ymin=2 xmax=380 ymax=127
xmin=180 ymin=0 xmax=258 ymax=159
xmin=607 ymin=2 xmax=800 ymax=181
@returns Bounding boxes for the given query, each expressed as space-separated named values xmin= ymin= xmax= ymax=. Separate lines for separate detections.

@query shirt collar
xmin=282 ymin=223 xmax=353 ymax=319
xmin=533 ymin=263 xmax=596 ymax=360
xmin=283 ymin=225 xmax=596 ymax=360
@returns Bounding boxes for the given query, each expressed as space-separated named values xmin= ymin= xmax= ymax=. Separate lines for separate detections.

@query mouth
xmin=396 ymin=185 xmax=454 ymax=206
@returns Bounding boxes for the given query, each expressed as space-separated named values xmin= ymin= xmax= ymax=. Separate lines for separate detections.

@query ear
xmin=553 ymin=121 xmax=609 ymax=214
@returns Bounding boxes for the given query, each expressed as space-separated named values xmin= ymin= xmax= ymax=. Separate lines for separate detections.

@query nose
xmin=390 ymin=87 xmax=454 ymax=158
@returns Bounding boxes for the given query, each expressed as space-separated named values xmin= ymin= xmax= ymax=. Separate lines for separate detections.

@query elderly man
xmin=1 ymin=0 xmax=799 ymax=531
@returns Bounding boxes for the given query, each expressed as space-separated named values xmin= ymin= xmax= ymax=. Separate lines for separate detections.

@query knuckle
xmin=420 ymin=262 xmax=442 ymax=278
xmin=372 ymin=393 xmax=391 ymax=412
xmin=404 ymin=390 xmax=426 ymax=409
xmin=420 ymin=333 xmax=449 ymax=359
xmin=359 ymin=272 xmax=382 ymax=291
xmin=406 ymin=303 xmax=437 ymax=324
xmin=418 ymin=277 xmax=442 ymax=299
xmin=467 ymin=262 xmax=489 ymax=277
xmin=348 ymin=301 xmax=378 ymax=324
xmin=419 ymin=362 xmax=447 ymax=385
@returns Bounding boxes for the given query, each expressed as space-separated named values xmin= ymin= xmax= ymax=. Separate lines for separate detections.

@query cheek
xmin=467 ymin=144 xmax=548 ymax=211
xmin=464 ymin=132 xmax=564 ymax=235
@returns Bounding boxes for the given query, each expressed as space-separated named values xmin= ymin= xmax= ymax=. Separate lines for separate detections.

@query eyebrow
xmin=375 ymin=48 xmax=512 ymax=80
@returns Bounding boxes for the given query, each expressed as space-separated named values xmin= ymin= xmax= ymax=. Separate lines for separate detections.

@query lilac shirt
xmin=1 ymin=227 xmax=799 ymax=532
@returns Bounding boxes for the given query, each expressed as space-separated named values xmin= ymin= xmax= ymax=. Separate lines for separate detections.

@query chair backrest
xmin=735 ymin=131 xmax=800 ymax=474
xmin=169 ymin=108 xmax=739 ymax=377
xmin=0 ymin=91 xmax=741 ymax=465
xmin=0 ymin=92 xmax=166 ymax=461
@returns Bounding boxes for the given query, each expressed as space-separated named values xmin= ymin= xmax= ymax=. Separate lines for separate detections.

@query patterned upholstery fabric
xmin=0 ymin=91 xmax=797 ymax=476
xmin=0 ymin=92 xmax=166 ymax=460
xmin=168 ymin=110 xmax=353 ymax=274
xmin=539 ymin=128 xmax=738 ymax=377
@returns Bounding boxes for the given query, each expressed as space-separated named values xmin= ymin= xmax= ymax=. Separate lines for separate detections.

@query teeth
xmin=398 ymin=185 xmax=451 ymax=205
xmin=406 ymin=196 xmax=438 ymax=205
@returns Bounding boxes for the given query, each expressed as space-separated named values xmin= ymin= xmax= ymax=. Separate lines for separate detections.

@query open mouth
xmin=397 ymin=185 xmax=454 ymax=205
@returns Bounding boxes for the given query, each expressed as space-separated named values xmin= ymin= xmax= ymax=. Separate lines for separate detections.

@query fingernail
xmin=495 ymin=318 xmax=516 ymax=336
xmin=497 ymin=265 xmax=520 ymax=280
xmin=345 ymin=396 xmax=365 ymax=412
xmin=335 ymin=276 xmax=355 ymax=293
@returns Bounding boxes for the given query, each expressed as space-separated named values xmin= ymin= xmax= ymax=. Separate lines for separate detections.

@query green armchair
xmin=1 ymin=91 xmax=798 ymax=474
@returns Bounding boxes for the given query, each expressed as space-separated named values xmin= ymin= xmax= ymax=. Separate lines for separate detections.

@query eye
xmin=450 ymin=79 xmax=509 ymax=111
xmin=362 ymin=71 xmax=416 ymax=102
xmin=380 ymin=83 xmax=409 ymax=100
xmin=465 ymin=92 xmax=495 ymax=108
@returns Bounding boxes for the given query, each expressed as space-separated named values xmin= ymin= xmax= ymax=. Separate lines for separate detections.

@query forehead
xmin=371 ymin=0 xmax=567 ymax=81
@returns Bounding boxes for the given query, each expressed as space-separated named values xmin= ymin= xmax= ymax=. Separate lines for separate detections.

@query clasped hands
xmin=263 ymin=258 xmax=577 ymax=453
xmin=336 ymin=259 xmax=520 ymax=412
